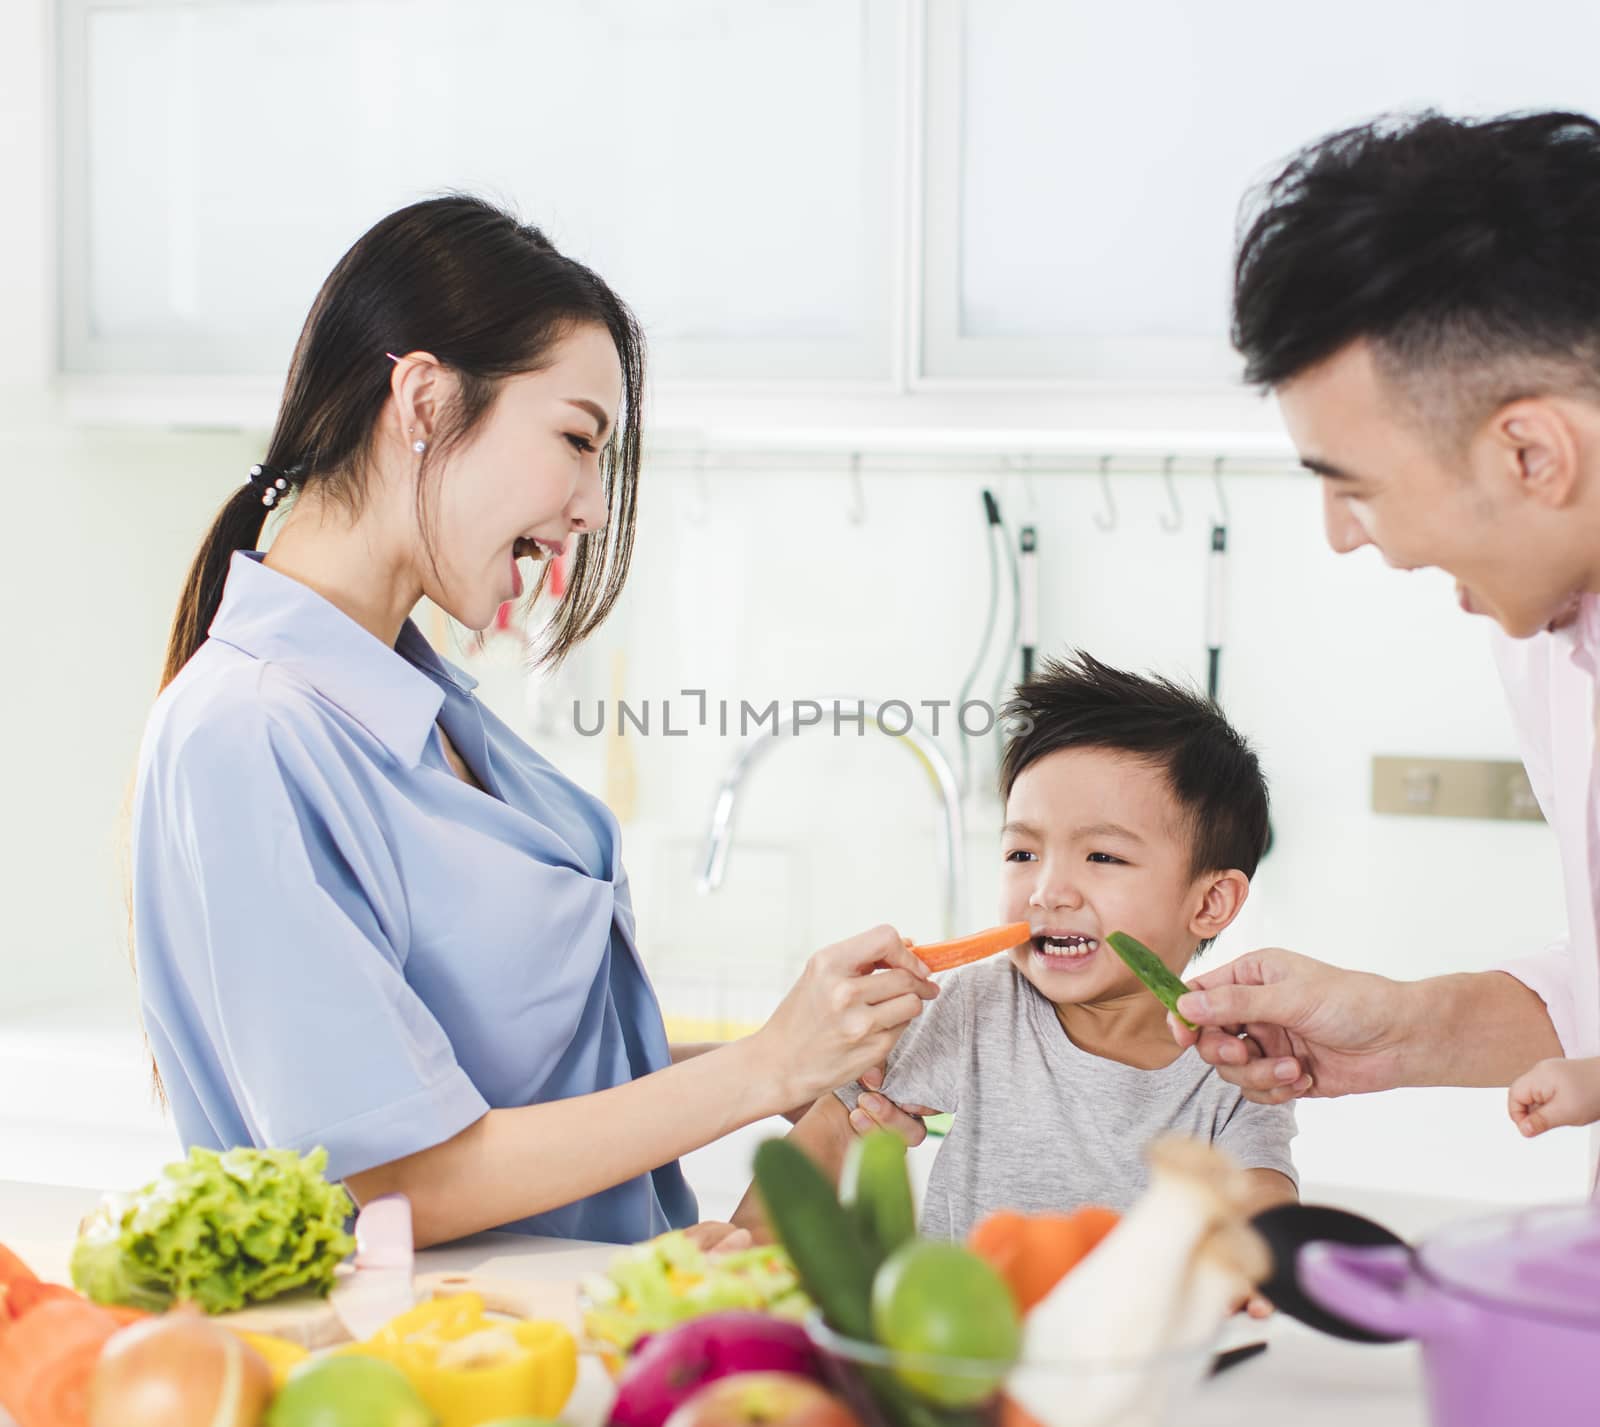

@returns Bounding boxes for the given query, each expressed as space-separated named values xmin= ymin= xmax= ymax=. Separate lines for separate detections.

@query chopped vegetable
xmin=1104 ymin=931 xmax=1196 ymax=1029
xmin=967 ymin=1207 xmax=1121 ymax=1312
xmin=342 ymin=1292 xmax=576 ymax=1427
xmin=4 ymin=1278 xmax=82 ymax=1319
xmin=582 ymin=1230 xmax=808 ymax=1358
xmin=235 ymin=1331 xmax=310 ymax=1391
xmin=0 ymin=1296 xmax=129 ymax=1427
xmin=71 ymin=1145 xmax=355 ymax=1313
xmin=0 ymin=1243 xmax=82 ymax=1322
xmin=0 ymin=1243 xmax=147 ymax=1427
xmin=909 ymin=923 xmax=1031 ymax=974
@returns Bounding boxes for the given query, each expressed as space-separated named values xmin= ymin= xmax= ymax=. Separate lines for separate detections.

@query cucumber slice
xmin=1105 ymin=931 xmax=1196 ymax=1028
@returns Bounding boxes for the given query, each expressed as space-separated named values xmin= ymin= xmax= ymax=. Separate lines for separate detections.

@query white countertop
xmin=0 ymin=1179 xmax=1444 ymax=1427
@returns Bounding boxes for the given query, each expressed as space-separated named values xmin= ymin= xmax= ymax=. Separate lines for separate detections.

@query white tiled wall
xmin=2 ymin=419 xmax=1587 ymax=1208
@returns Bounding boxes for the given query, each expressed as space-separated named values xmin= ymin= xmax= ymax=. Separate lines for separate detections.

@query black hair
xmin=162 ymin=194 xmax=642 ymax=688
xmin=1000 ymin=651 xmax=1270 ymax=883
xmin=1233 ymin=110 xmax=1600 ymax=431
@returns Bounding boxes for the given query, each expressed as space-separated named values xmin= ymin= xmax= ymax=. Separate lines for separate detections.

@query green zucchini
xmin=753 ymin=1138 xmax=876 ymax=1341
xmin=1105 ymin=930 xmax=1196 ymax=1029
xmin=840 ymin=1131 xmax=917 ymax=1260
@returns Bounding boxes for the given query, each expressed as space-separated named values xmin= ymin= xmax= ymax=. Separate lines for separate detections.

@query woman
xmin=132 ymin=196 xmax=934 ymax=1248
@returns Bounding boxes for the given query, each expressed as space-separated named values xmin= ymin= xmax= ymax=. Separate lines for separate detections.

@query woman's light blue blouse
xmin=131 ymin=551 xmax=697 ymax=1243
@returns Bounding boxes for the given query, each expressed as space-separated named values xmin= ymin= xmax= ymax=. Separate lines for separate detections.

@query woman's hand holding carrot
xmin=753 ymin=925 xmax=937 ymax=1111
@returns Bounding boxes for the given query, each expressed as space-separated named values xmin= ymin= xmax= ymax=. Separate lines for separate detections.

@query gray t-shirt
xmin=837 ymin=958 xmax=1298 ymax=1240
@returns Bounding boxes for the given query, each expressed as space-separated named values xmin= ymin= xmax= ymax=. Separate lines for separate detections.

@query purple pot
xmin=1300 ymin=1203 xmax=1600 ymax=1427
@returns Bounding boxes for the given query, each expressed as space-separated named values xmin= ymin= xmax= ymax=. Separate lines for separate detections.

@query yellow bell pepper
xmin=234 ymin=1331 xmax=309 ymax=1391
xmin=343 ymin=1292 xmax=577 ymax=1427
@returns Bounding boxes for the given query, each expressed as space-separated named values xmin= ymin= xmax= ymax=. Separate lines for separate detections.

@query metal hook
xmin=846 ymin=452 xmax=867 ymax=525
xmin=1160 ymin=456 xmax=1183 ymax=533
xmin=1211 ymin=455 xmax=1231 ymax=529
xmin=1005 ymin=453 xmax=1040 ymax=514
xmin=1093 ymin=455 xmax=1118 ymax=532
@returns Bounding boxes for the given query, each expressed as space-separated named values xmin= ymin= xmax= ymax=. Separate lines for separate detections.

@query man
xmin=1171 ymin=110 xmax=1600 ymax=1179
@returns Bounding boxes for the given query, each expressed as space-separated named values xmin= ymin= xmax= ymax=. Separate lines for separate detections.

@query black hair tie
xmin=247 ymin=461 xmax=307 ymax=509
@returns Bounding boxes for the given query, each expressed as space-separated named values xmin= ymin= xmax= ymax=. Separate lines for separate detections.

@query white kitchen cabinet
xmin=921 ymin=0 xmax=1600 ymax=382
xmin=59 ymin=0 xmax=1600 ymax=402
xmin=60 ymin=0 xmax=907 ymax=380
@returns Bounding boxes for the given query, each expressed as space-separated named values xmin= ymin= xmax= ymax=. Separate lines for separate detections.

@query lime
xmin=266 ymin=1356 xmax=435 ymax=1427
xmin=870 ymin=1241 xmax=1021 ymax=1407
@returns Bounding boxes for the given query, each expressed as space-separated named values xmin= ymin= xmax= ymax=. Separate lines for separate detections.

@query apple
xmin=610 ymin=1312 xmax=822 ymax=1427
xmin=663 ymin=1372 xmax=863 ymax=1427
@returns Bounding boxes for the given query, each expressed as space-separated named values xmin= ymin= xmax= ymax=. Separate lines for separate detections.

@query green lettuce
xmin=70 ymin=1145 xmax=355 ymax=1313
xmin=581 ymin=1230 xmax=810 ymax=1354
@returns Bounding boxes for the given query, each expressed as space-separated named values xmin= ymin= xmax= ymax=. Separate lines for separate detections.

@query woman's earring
xmin=413 ymin=439 xmax=427 ymax=454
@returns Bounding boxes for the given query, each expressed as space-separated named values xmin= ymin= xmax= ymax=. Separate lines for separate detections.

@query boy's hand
xmin=1508 ymin=1056 xmax=1600 ymax=1137
xmin=683 ymin=1221 xmax=756 ymax=1255
xmin=1236 ymin=1291 xmax=1275 ymax=1319
xmin=848 ymin=1067 xmax=944 ymax=1146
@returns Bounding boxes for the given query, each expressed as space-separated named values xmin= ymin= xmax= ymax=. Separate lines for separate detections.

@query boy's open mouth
xmin=1032 ymin=932 xmax=1099 ymax=966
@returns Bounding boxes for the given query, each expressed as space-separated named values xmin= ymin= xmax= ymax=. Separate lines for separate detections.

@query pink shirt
xmin=1492 ymin=595 xmax=1600 ymax=1181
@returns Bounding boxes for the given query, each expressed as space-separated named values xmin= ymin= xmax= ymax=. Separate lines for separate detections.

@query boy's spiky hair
xmin=1000 ymin=651 xmax=1270 ymax=880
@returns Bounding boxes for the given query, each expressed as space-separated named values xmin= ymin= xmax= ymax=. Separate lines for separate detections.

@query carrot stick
xmin=3 ymin=1279 xmax=81 ymax=1321
xmin=0 ymin=1244 xmax=36 ymax=1291
xmin=0 ymin=1297 xmax=125 ymax=1427
xmin=909 ymin=921 xmax=1031 ymax=973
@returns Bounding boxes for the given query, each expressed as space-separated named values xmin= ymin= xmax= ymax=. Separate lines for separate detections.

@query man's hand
xmin=1170 ymin=951 xmax=1560 ymax=1105
xmin=1168 ymin=948 xmax=1416 ymax=1105
xmin=1508 ymin=1056 xmax=1600 ymax=1137
xmin=848 ymin=1066 xmax=943 ymax=1146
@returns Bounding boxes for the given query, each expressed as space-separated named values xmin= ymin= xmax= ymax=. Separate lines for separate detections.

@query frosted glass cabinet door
xmin=922 ymin=0 xmax=1600 ymax=383
xmin=61 ymin=0 xmax=904 ymax=379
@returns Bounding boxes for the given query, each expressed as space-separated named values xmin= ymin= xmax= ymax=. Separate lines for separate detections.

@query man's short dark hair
xmin=999 ymin=651 xmax=1270 ymax=882
xmin=1232 ymin=110 xmax=1600 ymax=441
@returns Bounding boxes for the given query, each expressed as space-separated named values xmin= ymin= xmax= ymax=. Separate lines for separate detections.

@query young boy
xmin=734 ymin=652 xmax=1298 ymax=1253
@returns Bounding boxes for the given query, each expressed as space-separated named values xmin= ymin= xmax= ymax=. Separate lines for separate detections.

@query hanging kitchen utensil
xmin=1204 ymin=462 xmax=1274 ymax=856
xmin=986 ymin=493 xmax=1022 ymax=760
xmin=1019 ymin=524 xmax=1038 ymax=683
xmin=956 ymin=490 xmax=1014 ymax=800
xmin=1206 ymin=524 xmax=1226 ymax=705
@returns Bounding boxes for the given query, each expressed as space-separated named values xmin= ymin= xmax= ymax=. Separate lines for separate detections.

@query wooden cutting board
xmin=217 ymin=1270 xmax=583 ymax=1349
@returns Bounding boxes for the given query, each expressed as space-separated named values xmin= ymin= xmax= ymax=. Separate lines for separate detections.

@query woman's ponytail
xmin=159 ymin=484 xmax=270 ymax=690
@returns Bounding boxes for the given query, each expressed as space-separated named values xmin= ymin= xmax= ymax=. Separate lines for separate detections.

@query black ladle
xmin=1250 ymin=1202 xmax=1410 ymax=1343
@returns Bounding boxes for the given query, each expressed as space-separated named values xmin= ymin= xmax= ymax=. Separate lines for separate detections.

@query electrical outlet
xmin=1371 ymin=756 xmax=1543 ymax=822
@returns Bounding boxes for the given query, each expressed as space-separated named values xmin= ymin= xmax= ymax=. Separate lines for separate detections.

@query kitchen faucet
xmin=696 ymin=698 xmax=966 ymax=939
